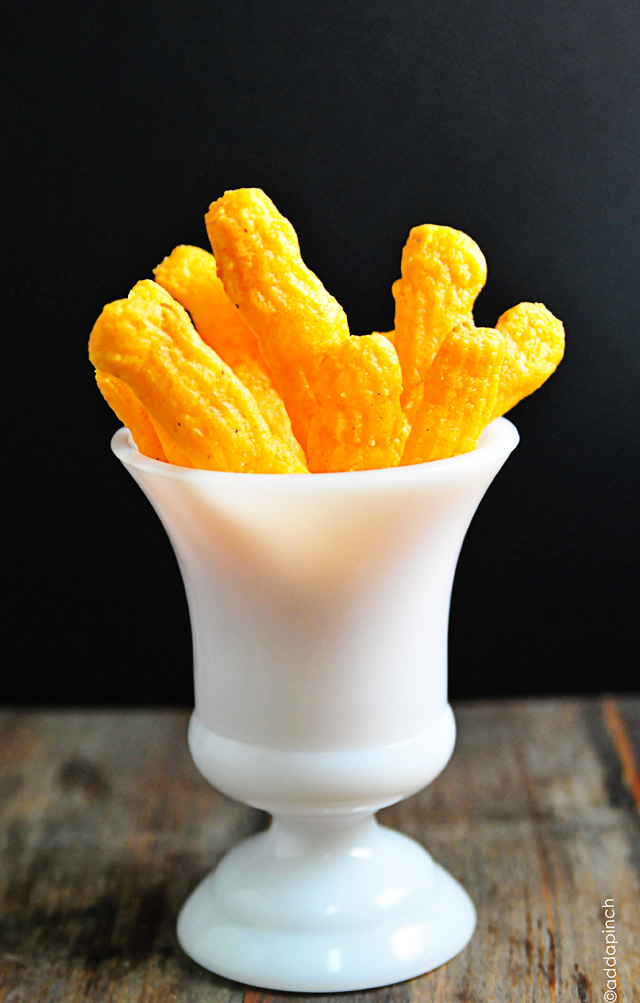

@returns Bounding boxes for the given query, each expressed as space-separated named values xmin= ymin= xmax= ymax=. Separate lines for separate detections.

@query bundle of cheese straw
xmin=89 ymin=188 xmax=564 ymax=473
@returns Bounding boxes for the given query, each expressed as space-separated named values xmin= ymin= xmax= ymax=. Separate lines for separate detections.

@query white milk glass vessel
xmin=112 ymin=416 xmax=519 ymax=993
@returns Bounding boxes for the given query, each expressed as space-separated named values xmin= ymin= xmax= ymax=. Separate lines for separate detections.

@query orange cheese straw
xmin=393 ymin=224 xmax=487 ymax=428
xmin=154 ymin=244 xmax=305 ymax=465
xmin=307 ymin=334 xmax=408 ymax=472
xmin=89 ymin=280 xmax=308 ymax=473
xmin=205 ymin=188 xmax=350 ymax=449
xmin=95 ymin=370 xmax=167 ymax=462
xmin=402 ymin=326 xmax=505 ymax=464
xmin=493 ymin=302 xmax=565 ymax=418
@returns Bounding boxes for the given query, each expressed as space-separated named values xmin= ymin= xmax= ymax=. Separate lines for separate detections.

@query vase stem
xmin=268 ymin=810 xmax=378 ymax=854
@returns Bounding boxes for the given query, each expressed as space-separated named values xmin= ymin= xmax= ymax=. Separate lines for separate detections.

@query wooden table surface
xmin=0 ymin=697 xmax=638 ymax=1002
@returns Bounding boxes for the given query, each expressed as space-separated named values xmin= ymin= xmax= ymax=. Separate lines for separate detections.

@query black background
xmin=5 ymin=0 xmax=639 ymax=706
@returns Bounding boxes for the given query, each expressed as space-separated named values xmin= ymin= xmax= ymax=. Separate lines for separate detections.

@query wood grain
xmin=0 ymin=699 xmax=638 ymax=1002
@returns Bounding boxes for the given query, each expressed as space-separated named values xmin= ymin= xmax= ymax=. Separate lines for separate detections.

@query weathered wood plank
xmin=0 ymin=699 xmax=638 ymax=1002
xmin=602 ymin=695 xmax=640 ymax=813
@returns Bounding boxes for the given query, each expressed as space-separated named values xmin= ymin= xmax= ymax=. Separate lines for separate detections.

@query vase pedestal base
xmin=177 ymin=814 xmax=476 ymax=992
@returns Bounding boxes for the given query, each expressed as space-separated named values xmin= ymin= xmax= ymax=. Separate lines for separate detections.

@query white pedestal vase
xmin=112 ymin=416 xmax=519 ymax=992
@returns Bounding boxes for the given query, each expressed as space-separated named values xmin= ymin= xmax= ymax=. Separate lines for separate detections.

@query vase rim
xmin=111 ymin=416 xmax=519 ymax=487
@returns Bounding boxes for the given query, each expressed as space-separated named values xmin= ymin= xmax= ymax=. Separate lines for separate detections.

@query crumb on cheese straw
xmin=205 ymin=188 xmax=350 ymax=449
xmin=89 ymin=280 xmax=308 ymax=473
